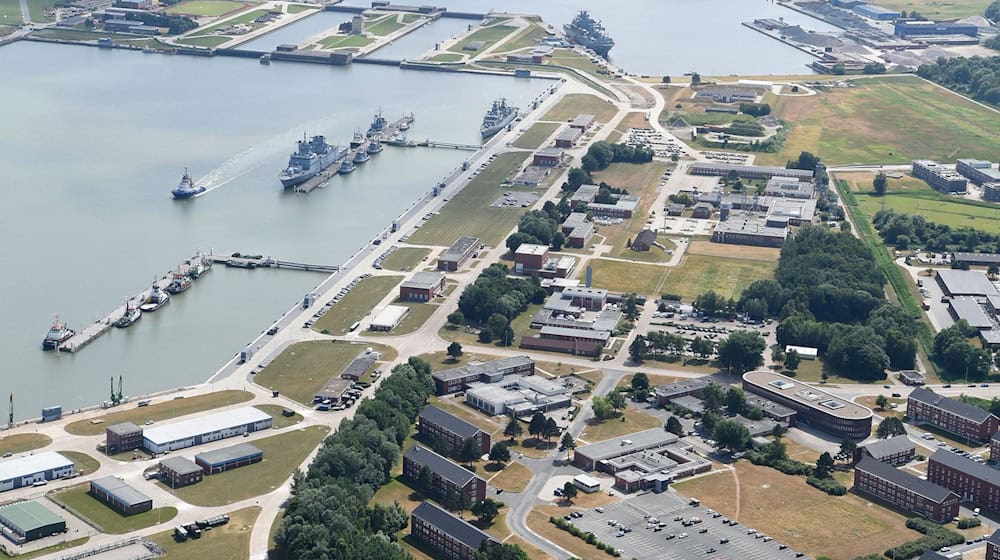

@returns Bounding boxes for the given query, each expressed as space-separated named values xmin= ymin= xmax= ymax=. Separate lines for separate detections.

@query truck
xmin=239 ymin=345 xmax=254 ymax=364
xmin=174 ymin=526 xmax=189 ymax=542
xmin=391 ymin=220 xmax=399 ymax=233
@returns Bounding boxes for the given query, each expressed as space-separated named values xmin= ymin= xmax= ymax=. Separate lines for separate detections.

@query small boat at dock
xmin=339 ymin=159 xmax=356 ymax=174
xmin=165 ymin=273 xmax=192 ymax=294
xmin=42 ymin=316 xmax=74 ymax=350
xmin=353 ymin=149 xmax=370 ymax=165
xmin=367 ymin=139 xmax=383 ymax=154
xmin=139 ymin=285 xmax=170 ymax=312
xmin=114 ymin=301 xmax=142 ymax=329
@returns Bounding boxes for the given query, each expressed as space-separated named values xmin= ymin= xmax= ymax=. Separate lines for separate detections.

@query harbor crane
xmin=110 ymin=376 xmax=124 ymax=406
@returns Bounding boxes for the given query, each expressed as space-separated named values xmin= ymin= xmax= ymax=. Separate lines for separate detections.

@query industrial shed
xmin=0 ymin=452 xmax=75 ymax=492
xmin=195 ymin=443 xmax=263 ymax=474
xmin=141 ymin=407 xmax=273 ymax=454
xmin=0 ymin=501 xmax=65 ymax=543
xmin=90 ymin=476 xmax=152 ymax=516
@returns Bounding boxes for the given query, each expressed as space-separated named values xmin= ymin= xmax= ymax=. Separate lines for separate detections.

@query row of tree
xmin=917 ymin=56 xmax=1000 ymax=107
xmin=873 ymin=208 xmax=999 ymax=254
xmin=457 ymin=264 xmax=545 ymax=327
xmin=580 ymin=141 xmax=655 ymax=173
xmin=506 ymin=209 xmax=567 ymax=253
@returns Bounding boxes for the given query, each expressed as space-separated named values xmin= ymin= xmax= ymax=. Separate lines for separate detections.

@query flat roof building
xmin=935 ymin=269 xmax=999 ymax=297
xmin=653 ymin=378 xmax=713 ymax=406
xmin=105 ymin=422 xmax=143 ymax=455
xmin=952 ymin=252 xmax=1000 ymax=267
xmin=159 ymin=456 xmax=203 ymax=488
xmin=0 ymin=452 xmax=75 ymax=492
xmin=587 ymin=195 xmax=640 ymax=219
xmin=853 ymin=4 xmax=900 ymax=20
xmin=141 ymin=407 xmax=272 ymax=454
xmin=854 ymin=457 xmax=958 ymax=523
xmin=532 ymin=147 xmax=564 ymax=167
xmin=743 ymin=370 xmax=872 ymax=438
xmin=784 ymin=345 xmax=818 ymax=360
xmin=432 ymin=356 xmax=535 ymax=395
xmin=569 ymin=114 xmax=595 ymax=130
xmin=894 ymin=20 xmax=978 ymax=37
xmin=418 ymin=405 xmax=491 ymax=458
xmin=554 ymin=126 xmax=583 ymax=148
xmin=411 ymin=502 xmax=495 ymax=560
xmin=90 ymin=476 xmax=152 ymax=516
xmin=689 ymin=162 xmax=814 ymax=181
xmin=899 ymin=369 xmax=926 ymax=386
xmin=712 ymin=213 xmax=788 ymax=248
xmin=369 ymin=305 xmax=409 ymax=332
xmin=908 ymin=386 xmax=998 ymax=442
xmin=438 ymin=236 xmax=480 ymax=271
xmin=764 ymin=177 xmax=815 ymax=199
xmin=956 ymin=159 xmax=1000 ymax=186
xmin=0 ymin=501 xmax=66 ymax=543
xmin=949 ymin=297 xmax=993 ymax=329
xmin=465 ymin=376 xmax=571 ymax=417
xmin=400 ymin=271 xmax=446 ymax=302
xmin=195 ymin=443 xmax=263 ymax=474
xmin=574 ymin=428 xmax=676 ymax=471
xmin=912 ymin=160 xmax=967 ymax=193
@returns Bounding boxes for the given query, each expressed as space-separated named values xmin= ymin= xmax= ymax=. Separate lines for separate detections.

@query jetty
xmin=56 ymin=253 xmax=212 ymax=353
xmin=207 ymin=255 xmax=340 ymax=273
xmin=295 ymin=113 xmax=416 ymax=194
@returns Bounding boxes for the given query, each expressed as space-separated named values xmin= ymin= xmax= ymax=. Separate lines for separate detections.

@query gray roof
xmin=342 ymin=353 xmax=378 ymax=379
xmin=918 ymin=550 xmax=951 ymax=560
xmin=194 ymin=443 xmax=262 ymax=466
xmin=562 ymin=212 xmax=588 ymax=231
xmin=856 ymin=456 xmax=956 ymax=503
xmin=539 ymin=325 xmax=611 ymax=341
xmin=159 ymin=456 xmax=202 ymax=475
xmin=440 ymin=236 xmax=480 ymax=262
xmin=536 ymin=147 xmax=564 ymax=158
xmin=744 ymin=394 xmax=796 ymax=418
xmin=575 ymin=428 xmax=677 ymax=462
xmin=689 ymin=162 xmax=814 ymax=179
xmin=106 ymin=422 xmax=142 ymax=436
xmin=908 ymin=387 xmax=995 ymax=424
xmin=404 ymin=445 xmax=480 ymax=487
xmin=953 ymin=252 xmax=1000 ymax=264
xmin=936 ymin=269 xmax=999 ymax=297
xmin=860 ymin=435 xmax=914 ymax=460
xmin=653 ymin=378 xmax=711 ymax=399
xmin=557 ymin=127 xmax=583 ymax=141
xmin=412 ymin=501 xmax=493 ymax=550
xmin=987 ymin=529 xmax=1000 ymax=548
xmin=671 ymin=396 xmax=705 ymax=414
xmin=418 ymin=405 xmax=483 ymax=439
xmin=930 ymin=449 xmax=1000 ymax=486
xmin=949 ymin=297 xmax=993 ymax=329
xmin=401 ymin=271 xmax=445 ymax=290
xmin=433 ymin=356 xmax=534 ymax=384
xmin=91 ymin=476 xmax=151 ymax=507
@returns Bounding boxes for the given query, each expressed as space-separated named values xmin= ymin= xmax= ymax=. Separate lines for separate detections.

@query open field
xmin=177 ymin=35 xmax=232 ymax=47
xmin=580 ymin=259 xmax=670 ymax=296
xmin=170 ymin=426 xmax=329 ymax=506
xmin=165 ymin=0 xmax=244 ymax=16
xmin=837 ymin=171 xmax=1000 ymax=234
xmin=0 ymin=0 xmax=21 ymax=23
xmin=318 ymin=33 xmax=372 ymax=49
xmin=687 ymin=239 xmax=781 ymax=262
xmin=255 ymin=340 xmax=393 ymax=405
xmin=665 ymin=254 xmax=777 ymax=301
xmin=367 ymin=300 xmax=439 ymax=337
xmin=589 ymin=160 xmax=670 ymax=257
xmin=486 ymin=461 xmax=532 ymax=492
xmin=499 ymin=22 xmax=548 ymax=52
xmin=673 ymin=462 xmax=919 ymax=560
xmin=312 ymin=275 xmax=403 ymax=334
xmin=365 ymin=14 xmax=406 ymax=36
xmin=60 ymin=451 xmax=100 ymax=475
xmin=51 ymin=484 xmax=177 ymax=534
xmin=66 ymin=390 xmax=254 ymax=436
xmin=190 ymin=8 xmax=268 ymax=35
xmin=546 ymin=49 xmax=616 ymax=85
xmin=429 ymin=53 xmax=464 ymax=62
xmin=150 ymin=506 xmax=259 ymax=560
xmin=616 ymin=373 xmax=682 ymax=389
xmin=0 ymin=433 xmax=51 ymax=456
xmin=785 ymin=357 xmax=864 ymax=385
xmin=754 ymin=76 xmax=1000 ymax=166
xmin=253 ymin=404 xmax=304 ymax=428
xmin=578 ymin=408 xmax=663 ymax=443
xmin=406 ymin=152 xmax=530 ymax=246
xmin=25 ymin=0 xmax=54 ymax=21
xmin=31 ymin=29 xmax=133 ymax=41
xmin=513 ymin=122 xmax=560 ymax=149
xmin=415 ymin=349 xmax=502 ymax=371
xmin=447 ymin=24 xmax=517 ymax=54
xmin=856 ymin=395 xmax=905 ymax=418
xmin=381 ymin=247 xmax=431 ymax=271
xmin=542 ymin=93 xmax=617 ymax=122
xmin=873 ymin=0 xmax=990 ymax=18
xmin=286 ymin=3 xmax=317 ymax=13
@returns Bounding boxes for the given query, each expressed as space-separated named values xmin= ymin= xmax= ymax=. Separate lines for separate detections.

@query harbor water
xmin=0 ymin=41 xmax=546 ymax=419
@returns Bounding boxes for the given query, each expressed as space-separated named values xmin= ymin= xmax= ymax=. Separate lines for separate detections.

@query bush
xmin=882 ymin=518 xmax=965 ymax=559
xmin=806 ymin=476 xmax=846 ymax=495
xmin=957 ymin=517 xmax=981 ymax=529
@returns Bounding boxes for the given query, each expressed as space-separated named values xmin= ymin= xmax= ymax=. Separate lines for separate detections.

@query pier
xmin=57 ymin=253 xmax=212 ymax=353
xmin=207 ymin=255 xmax=340 ymax=273
xmin=294 ymin=113 xmax=416 ymax=193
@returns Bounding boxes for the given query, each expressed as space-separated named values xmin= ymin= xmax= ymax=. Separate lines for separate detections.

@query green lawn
xmin=381 ymin=247 xmax=431 ymax=272
xmin=190 ymin=8 xmax=269 ymax=35
xmin=579 ymin=259 xmax=671 ymax=296
xmin=872 ymin=0 xmax=990 ymax=18
xmin=0 ymin=0 xmax=22 ymax=23
xmin=312 ymin=275 xmax=403 ymax=335
xmin=447 ymin=24 xmax=517 ymax=53
xmin=0 ymin=538 xmax=89 ymax=559
xmin=51 ymin=484 xmax=177 ymax=534
xmin=665 ymin=255 xmax=777 ymax=301
xmin=546 ymin=48 xmax=615 ymax=84
xmin=401 ymin=13 xmax=422 ymax=24
xmin=178 ymin=35 xmax=232 ymax=47
xmin=66 ymin=390 xmax=254 ymax=436
xmin=168 ymin=426 xmax=330 ymax=506
xmin=0 ymin=433 xmax=51 ymax=456
xmin=512 ymin=122 xmax=560 ymax=149
xmin=406 ymin=152 xmax=531 ymax=246
xmin=286 ymin=3 xmax=318 ymax=14
xmin=25 ymin=0 xmax=54 ymax=22
xmin=32 ymin=29 xmax=130 ymax=41
xmin=542 ymin=93 xmax=617 ymax=122
xmin=365 ymin=14 xmax=405 ymax=36
xmin=838 ymin=171 xmax=1000 ymax=234
xmin=150 ymin=506 xmax=260 ymax=560
xmin=756 ymin=76 xmax=1000 ymax=166
xmin=255 ymin=340 xmax=393 ymax=405
xmin=318 ymin=33 xmax=372 ymax=49
xmin=253 ymin=404 xmax=304 ymax=429
xmin=429 ymin=53 xmax=464 ymax=62
xmin=60 ymin=451 xmax=100 ymax=476
xmin=165 ymin=0 xmax=245 ymax=16
xmin=498 ymin=22 xmax=549 ymax=53
xmin=367 ymin=301 xmax=440 ymax=337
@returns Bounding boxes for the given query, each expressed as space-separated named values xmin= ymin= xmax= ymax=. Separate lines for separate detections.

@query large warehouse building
xmin=195 ymin=443 xmax=263 ymax=474
xmin=0 ymin=501 xmax=66 ymax=543
xmin=141 ymin=407 xmax=273 ymax=454
xmin=742 ymin=370 xmax=872 ymax=438
xmin=0 ymin=452 xmax=75 ymax=492
xmin=90 ymin=476 xmax=152 ymax=516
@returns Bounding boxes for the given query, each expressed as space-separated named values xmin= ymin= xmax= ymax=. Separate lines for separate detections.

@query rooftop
xmin=539 ymin=325 xmax=611 ymax=341
xmin=159 ymin=456 xmax=202 ymax=475
xmin=433 ymin=356 xmax=534 ymax=383
xmin=856 ymin=456 xmax=955 ymax=503
xmin=370 ymin=305 xmax=408 ymax=328
xmin=689 ymin=162 xmax=814 ymax=179
xmin=937 ymin=269 xmax=999 ymax=297
xmin=418 ymin=405 xmax=483 ymax=439
xmin=715 ymin=214 xmax=788 ymax=239
xmin=195 ymin=443 xmax=262 ymax=466
xmin=0 ymin=452 xmax=72 ymax=483
xmin=107 ymin=422 xmax=142 ymax=436
xmin=653 ymin=378 xmax=712 ymax=399
xmin=953 ymin=252 xmax=1000 ymax=264
xmin=142 ymin=407 xmax=271 ymax=446
xmin=949 ymin=297 xmax=993 ymax=329
xmin=0 ymin=501 xmax=64 ymax=533
xmin=570 ymin=114 xmax=595 ymax=127
xmin=440 ymin=236 xmax=480 ymax=261
xmin=412 ymin=501 xmax=493 ymax=550
xmin=860 ymin=435 xmax=914 ymax=460
xmin=908 ymin=387 xmax=995 ymax=423
xmin=575 ymin=428 xmax=677 ymax=462
xmin=91 ymin=476 xmax=151 ymax=507
xmin=556 ymin=127 xmax=583 ymax=141
xmin=743 ymin=370 xmax=873 ymax=420
xmin=536 ymin=147 xmax=564 ymax=158
xmin=930 ymin=449 xmax=1000 ymax=486
xmin=404 ymin=445 xmax=480 ymax=487
xmin=515 ymin=244 xmax=549 ymax=257
xmin=401 ymin=271 xmax=445 ymax=290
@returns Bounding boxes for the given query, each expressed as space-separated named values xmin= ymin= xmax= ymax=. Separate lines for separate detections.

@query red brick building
xmin=987 ymin=530 xmax=1000 ymax=560
xmin=532 ymin=148 xmax=563 ymax=167
xmin=854 ymin=457 xmax=959 ymax=523
xmin=991 ymin=432 xmax=1000 ymax=463
xmin=514 ymin=243 xmax=548 ymax=271
xmin=438 ymin=236 xmax=480 ymax=272
xmin=403 ymin=445 xmax=487 ymax=504
xmin=411 ymin=502 xmax=495 ymax=560
xmin=417 ymin=405 xmax=492 ymax=457
xmin=908 ymin=387 xmax=999 ymax=443
xmin=554 ymin=127 xmax=582 ymax=148
xmin=400 ymin=271 xmax=446 ymax=302
xmin=854 ymin=435 xmax=916 ymax=466
xmin=928 ymin=449 xmax=1000 ymax=511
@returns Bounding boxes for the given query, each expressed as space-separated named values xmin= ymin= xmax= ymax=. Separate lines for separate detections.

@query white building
xmin=0 ymin=452 xmax=75 ymax=492
xmin=369 ymin=305 xmax=409 ymax=332
xmin=142 ymin=407 xmax=273 ymax=453
xmin=784 ymin=345 xmax=818 ymax=360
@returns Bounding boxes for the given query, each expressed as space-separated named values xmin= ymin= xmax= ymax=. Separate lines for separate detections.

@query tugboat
xmin=367 ymin=139 xmax=383 ymax=155
xmin=139 ymin=285 xmax=170 ymax=312
xmin=170 ymin=168 xmax=206 ymax=199
xmin=42 ymin=316 xmax=74 ymax=350
xmin=480 ymin=98 xmax=518 ymax=139
xmin=366 ymin=108 xmax=387 ymax=138
xmin=114 ymin=300 xmax=142 ymax=329
xmin=186 ymin=256 xmax=212 ymax=279
xmin=386 ymin=133 xmax=415 ymax=147
xmin=339 ymin=159 xmax=356 ymax=174
xmin=165 ymin=272 xmax=192 ymax=294
xmin=353 ymin=149 xmax=370 ymax=165
xmin=563 ymin=11 xmax=615 ymax=58
xmin=350 ymin=130 xmax=365 ymax=150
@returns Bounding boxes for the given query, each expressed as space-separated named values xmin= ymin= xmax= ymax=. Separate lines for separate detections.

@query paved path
xmin=18 ymin=0 xmax=29 ymax=24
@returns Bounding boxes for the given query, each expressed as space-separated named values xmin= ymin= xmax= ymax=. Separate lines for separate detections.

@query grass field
xmin=51 ymin=485 xmax=177 ymax=534
xmin=66 ymin=390 xmax=253 ymax=437
xmin=318 ymin=33 xmax=372 ymax=49
xmin=513 ymin=122 xmax=560 ymax=149
xmin=365 ymin=14 xmax=406 ymax=36
xmin=589 ymin=161 xmax=670 ymax=256
xmin=0 ymin=537 xmax=89 ymax=559
xmin=687 ymin=239 xmax=781 ymax=262
xmin=838 ymin=170 xmax=1000 ymax=234
xmin=666 ymin=255 xmax=777 ymax=301
xmin=542 ymin=93 xmax=617 ymax=123
xmin=546 ymin=49 xmax=614 ymax=83
xmin=190 ymin=8 xmax=268 ymax=35
xmin=0 ymin=433 xmax=51 ymax=456
xmin=60 ymin=451 xmax=100 ymax=475
xmin=755 ymin=76 xmax=1000 ymax=166
xmin=428 ymin=53 xmax=464 ymax=62
xmin=286 ymin=3 xmax=317 ymax=13
xmin=498 ymin=22 xmax=548 ymax=53
xmin=165 ymin=0 xmax=244 ymax=16
xmin=32 ymin=29 xmax=131 ymax=41
xmin=253 ymin=404 xmax=304 ymax=428
xmin=674 ymin=462 xmax=919 ymax=560
xmin=872 ymin=0 xmax=990 ymax=18
xmin=312 ymin=275 xmax=403 ymax=335
xmin=578 ymin=408 xmax=663 ymax=443
xmin=177 ymin=35 xmax=231 ymax=47
xmin=150 ymin=506 xmax=259 ymax=559
xmin=0 ymin=0 xmax=22 ymax=23
xmin=487 ymin=461 xmax=532 ymax=492
xmin=447 ymin=24 xmax=517 ymax=54
xmin=367 ymin=300 xmax=439 ymax=337
xmin=25 ymin=0 xmax=54 ymax=21
xmin=617 ymin=373 xmax=682 ymax=389
xmin=256 ymin=340 xmax=392 ymax=405
xmin=381 ymin=247 xmax=431 ymax=271
xmin=580 ymin=259 xmax=670 ymax=296
xmin=170 ymin=426 xmax=329 ymax=506
xmin=406 ymin=152 xmax=531 ymax=246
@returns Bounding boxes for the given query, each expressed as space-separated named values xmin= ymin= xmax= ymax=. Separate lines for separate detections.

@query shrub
xmin=957 ymin=517 xmax=981 ymax=529
xmin=806 ymin=476 xmax=846 ymax=495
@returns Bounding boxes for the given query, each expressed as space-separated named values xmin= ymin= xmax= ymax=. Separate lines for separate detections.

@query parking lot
xmin=568 ymin=492 xmax=810 ymax=560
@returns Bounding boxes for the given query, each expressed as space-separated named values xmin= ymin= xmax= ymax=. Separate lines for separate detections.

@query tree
xmin=487 ymin=314 xmax=509 ymax=339
xmin=690 ymin=72 xmax=701 ymax=85
xmin=447 ymin=341 xmax=463 ymax=360
xmin=629 ymin=335 xmax=648 ymax=363
xmin=447 ymin=311 xmax=464 ymax=327
xmin=543 ymin=417 xmax=560 ymax=443
xmin=691 ymin=336 xmax=715 ymax=359
xmin=717 ymin=331 xmax=766 ymax=374
xmin=489 ymin=443 xmax=511 ymax=464
xmin=875 ymin=394 xmax=889 ymax=410
xmin=562 ymin=481 xmax=578 ymax=503
xmin=622 ymin=293 xmax=641 ymax=321
xmin=702 ymin=382 xmax=724 ymax=413
xmin=666 ymin=415 xmax=684 ymax=436
xmin=476 ymin=541 xmax=531 ymax=560
xmin=631 ymin=372 xmax=650 ymax=392
xmin=471 ymin=498 xmax=503 ymax=525
xmin=989 ymin=264 xmax=1000 ymax=279
xmin=633 ymin=387 xmax=650 ymax=402
xmin=459 ymin=438 xmax=481 ymax=463
xmin=559 ymin=431 xmax=576 ymax=459
xmin=371 ymin=501 xmax=409 ymax=541
xmin=725 ymin=387 xmax=746 ymax=416
xmin=565 ymin=167 xmax=591 ymax=191
xmin=528 ymin=412 xmax=546 ymax=440
xmin=608 ymin=390 xmax=627 ymax=411
xmin=444 ymin=487 xmax=473 ymax=516
xmin=416 ymin=465 xmax=433 ymax=496
xmin=504 ymin=417 xmax=523 ymax=440
xmin=839 ymin=438 xmax=858 ymax=459
xmin=742 ymin=297 xmax=768 ymax=322
xmin=786 ymin=151 xmax=820 ymax=171
xmin=592 ymin=396 xmax=614 ymax=420
xmin=814 ymin=452 xmax=835 ymax=478
xmin=712 ymin=419 xmax=751 ymax=451
xmin=876 ymin=416 xmax=906 ymax=439
xmin=478 ymin=327 xmax=493 ymax=344
xmin=661 ymin=75 xmax=671 ymax=84
xmin=784 ymin=349 xmax=801 ymax=371
xmin=987 ymin=0 xmax=1000 ymax=21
